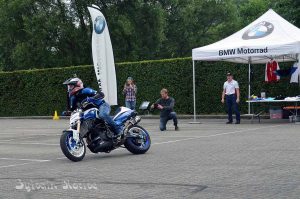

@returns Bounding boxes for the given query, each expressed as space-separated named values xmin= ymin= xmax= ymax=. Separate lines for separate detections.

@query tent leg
xmin=189 ymin=60 xmax=200 ymax=124
xmin=248 ymin=58 xmax=251 ymax=114
xmin=297 ymin=54 xmax=300 ymax=87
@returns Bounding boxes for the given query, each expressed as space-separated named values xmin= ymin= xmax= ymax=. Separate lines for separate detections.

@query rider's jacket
xmin=69 ymin=88 xmax=98 ymax=111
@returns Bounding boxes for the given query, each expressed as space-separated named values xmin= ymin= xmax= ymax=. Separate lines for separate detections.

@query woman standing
xmin=123 ymin=77 xmax=137 ymax=110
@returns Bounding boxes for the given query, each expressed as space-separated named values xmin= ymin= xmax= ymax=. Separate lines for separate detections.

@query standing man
xmin=221 ymin=72 xmax=240 ymax=124
xmin=151 ymin=88 xmax=179 ymax=131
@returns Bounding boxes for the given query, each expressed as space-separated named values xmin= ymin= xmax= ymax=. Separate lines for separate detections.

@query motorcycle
xmin=60 ymin=102 xmax=151 ymax=162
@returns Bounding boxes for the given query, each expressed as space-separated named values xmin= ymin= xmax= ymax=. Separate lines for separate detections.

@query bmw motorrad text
xmin=15 ymin=179 xmax=98 ymax=192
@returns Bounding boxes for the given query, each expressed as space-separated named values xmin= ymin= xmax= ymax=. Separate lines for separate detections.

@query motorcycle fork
xmin=72 ymin=121 xmax=81 ymax=144
xmin=77 ymin=120 xmax=81 ymax=132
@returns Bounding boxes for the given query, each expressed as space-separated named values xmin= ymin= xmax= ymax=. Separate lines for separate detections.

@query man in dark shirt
xmin=151 ymin=88 xmax=179 ymax=131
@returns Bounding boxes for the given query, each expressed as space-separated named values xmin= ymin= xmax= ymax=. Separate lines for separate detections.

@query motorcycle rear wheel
xmin=125 ymin=125 xmax=151 ymax=154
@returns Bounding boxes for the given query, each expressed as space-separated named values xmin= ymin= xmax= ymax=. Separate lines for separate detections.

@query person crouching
xmin=151 ymin=89 xmax=179 ymax=131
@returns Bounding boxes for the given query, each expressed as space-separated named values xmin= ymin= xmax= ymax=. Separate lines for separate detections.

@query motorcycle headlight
xmin=70 ymin=112 xmax=80 ymax=126
xmin=134 ymin=116 xmax=141 ymax=124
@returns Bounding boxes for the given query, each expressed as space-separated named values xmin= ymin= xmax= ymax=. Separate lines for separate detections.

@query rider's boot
xmin=113 ymin=126 xmax=123 ymax=142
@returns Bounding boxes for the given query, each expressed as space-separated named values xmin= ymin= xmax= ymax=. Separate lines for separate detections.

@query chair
xmin=139 ymin=101 xmax=150 ymax=115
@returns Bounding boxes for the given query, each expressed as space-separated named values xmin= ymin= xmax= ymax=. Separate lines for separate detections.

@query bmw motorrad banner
xmin=88 ymin=5 xmax=118 ymax=105
xmin=218 ymin=47 xmax=268 ymax=56
xmin=192 ymin=9 xmax=300 ymax=64
xmin=218 ymin=21 xmax=270 ymax=57
xmin=242 ymin=21 xmax=274 ymax=40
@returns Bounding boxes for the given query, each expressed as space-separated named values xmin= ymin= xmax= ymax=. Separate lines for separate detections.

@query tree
xmin=0 ymin=0 xmax=167 ymax=70
xmin=271 ymin=0 xmax=300 ymax=27
xmin=1 ymin=0 xmax=300 ymax=71
xmin=238 ymin=0 xmax=271 ymax=27
xmin=107 ymin=0 xmax=166 ymax=61
xmin=0 ymin=0 xmax=92 ymax=71
xmin=159 ymin=0 xmax=240 ymax=58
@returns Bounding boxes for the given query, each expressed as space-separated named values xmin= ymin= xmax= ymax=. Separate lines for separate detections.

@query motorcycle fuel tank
xmin=82 ymin=108 xmax=99 ymax=120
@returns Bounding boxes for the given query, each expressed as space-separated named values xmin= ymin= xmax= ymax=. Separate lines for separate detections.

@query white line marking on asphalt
xmin=0 ymin=136 xmax=43 ymax=142
xmin=0 ymin=158 xmax=50 ymax=162
xmin=0 ymin=142 xmax=59 ymax=146
xmin=0 ymin=133 xmax=61 ymax=136
xmin=56 ymin=157 xmax=67 ymax=160
xmin=0 ymin=162 xmax=33 ymax=169
xmin=152 ymin=124 xmax=283 ymax=145
xmin=152 ymin=136 xmax=198 ymax=138
xmin=0 ymin=124 xmax=285 ymax=169
xmin=0 ymin=134 xmax=60 ymax=142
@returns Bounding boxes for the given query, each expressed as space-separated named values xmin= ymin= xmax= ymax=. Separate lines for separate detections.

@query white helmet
xmin=63 ymin=77 xmax=84 ymax=96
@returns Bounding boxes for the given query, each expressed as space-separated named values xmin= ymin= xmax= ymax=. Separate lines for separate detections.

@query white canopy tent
xmin=191 ymin=9 xmax=300 ymax=121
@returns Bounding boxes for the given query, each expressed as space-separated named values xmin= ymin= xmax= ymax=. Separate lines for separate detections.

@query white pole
xmin=193 ymin=60 xmax=196 ymax=121
xmin=189 ymin=60 xmax=200 ymax=124
xmin=297 ymin=54 xmax=300 ymax=87
xmin=248 ymin=57 xmax=251 ymax=114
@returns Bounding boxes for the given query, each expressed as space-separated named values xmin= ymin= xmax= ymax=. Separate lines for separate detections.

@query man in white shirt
xmin=221 ymin=72 xmax=240 ymax=124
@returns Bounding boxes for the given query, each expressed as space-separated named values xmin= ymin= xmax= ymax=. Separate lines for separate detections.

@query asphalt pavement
xmin=0 ymin=118 xmax=299 ymax=199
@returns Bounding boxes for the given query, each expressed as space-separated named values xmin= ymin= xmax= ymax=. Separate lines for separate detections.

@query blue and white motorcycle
xmin=60 ymin=103 xmax=151 ymax=162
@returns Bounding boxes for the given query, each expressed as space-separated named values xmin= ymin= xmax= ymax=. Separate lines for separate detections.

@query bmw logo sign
xmin=94 ymin=16 xmax=106 ymax=34
xmin=242 ymin=21 xmax=274 ymax=40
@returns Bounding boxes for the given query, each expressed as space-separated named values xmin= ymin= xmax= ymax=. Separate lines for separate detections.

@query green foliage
xmin=0 ymin=0 xmax=244 ymax=71
xmin=107 ymin=0 xmax=167 ymax=61
xmin=0 ymin=0 xmax=92 ymax=71
xmin=159 ymin=0 xmax=239 ymax=57
xmin=238 ymin=0 xmax=271 ymax=26
xmin=271 ymin=0 xmax=300 ymax=28
xmin=1 ymin=0 xmax=300 ymax=71
xmin=0 ymin=58 xmax=300 ymax=116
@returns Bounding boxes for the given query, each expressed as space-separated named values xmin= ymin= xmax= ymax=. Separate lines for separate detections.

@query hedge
xmin=0 ymin=57 xmax=299 ymax=116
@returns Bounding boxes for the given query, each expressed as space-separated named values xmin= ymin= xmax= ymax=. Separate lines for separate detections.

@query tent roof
xmin=192 ymin=9 xmax=300 ymax=64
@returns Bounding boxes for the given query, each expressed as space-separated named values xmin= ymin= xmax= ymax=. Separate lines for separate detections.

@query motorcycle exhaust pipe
xmin=124 ymin=116 xmax=142 ymax=135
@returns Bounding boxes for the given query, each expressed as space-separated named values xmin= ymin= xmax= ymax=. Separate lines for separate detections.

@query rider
xmin=63 ymin=77 xmax=122 ymax=137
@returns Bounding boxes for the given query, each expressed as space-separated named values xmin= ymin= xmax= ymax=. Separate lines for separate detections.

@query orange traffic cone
xmin=53 ymin=110 xmax=60 ymax=120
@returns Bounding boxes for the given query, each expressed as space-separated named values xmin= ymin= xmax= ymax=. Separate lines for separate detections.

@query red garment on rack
xmin=265 ymin=60 xmax=280 ymax=82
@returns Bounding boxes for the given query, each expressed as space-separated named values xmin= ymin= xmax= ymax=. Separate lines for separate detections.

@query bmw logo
xmin=94 ymin=16 xmax=106 ymax=34
xmin=242 ymin=21 xmax=274 ymax=40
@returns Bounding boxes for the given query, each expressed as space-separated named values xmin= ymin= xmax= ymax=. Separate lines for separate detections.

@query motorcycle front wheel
xmin=60 ymin=131 xmax=86 ymax=162
xmin=125 ymin=125 xmax=151 ymax=154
